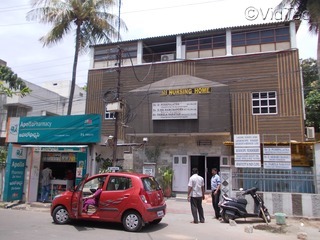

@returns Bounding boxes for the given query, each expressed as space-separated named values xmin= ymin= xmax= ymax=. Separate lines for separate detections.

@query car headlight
xmin=53 ymin=194 xmax=62 ymax=200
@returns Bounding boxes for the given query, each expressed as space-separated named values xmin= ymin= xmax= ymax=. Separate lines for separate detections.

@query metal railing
xmin=232 ymin=168 xmax=316 ymax=193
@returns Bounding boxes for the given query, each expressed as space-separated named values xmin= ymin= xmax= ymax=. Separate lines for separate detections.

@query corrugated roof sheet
xmin=92 ymin=20 xmax=300 ymax=48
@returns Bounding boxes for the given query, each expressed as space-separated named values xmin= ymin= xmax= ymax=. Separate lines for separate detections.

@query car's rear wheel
xmin=122 ymin=211 xmax=143 ymax=232
xmin=52 ymin=206 xmax=70 ymax=224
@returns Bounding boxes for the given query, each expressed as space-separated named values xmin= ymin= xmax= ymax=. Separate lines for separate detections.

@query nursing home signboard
xmin=6 ymin=114 xmax=101 ymax=143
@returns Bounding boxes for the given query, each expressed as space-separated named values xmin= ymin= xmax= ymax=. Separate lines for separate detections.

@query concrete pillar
xmin=137 ymin=40 xmax=143 ymax=65
xmin=176 ymin=35 xmax=183 ymax=60
xmin=226 ymin=29 xmax=232 ymax=56
xmin=290 ymin=21 xmax=297 ymax=49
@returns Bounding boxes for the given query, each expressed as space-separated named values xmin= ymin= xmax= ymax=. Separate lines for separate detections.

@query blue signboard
xmin=3 ymin=144 xmax=26 ymax=201
xmin=6 ymin=114 xmax=101 ymax=144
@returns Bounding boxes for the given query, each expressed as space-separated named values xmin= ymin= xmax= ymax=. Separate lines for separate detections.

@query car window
xmin=107 ymin=176 xmax=132 ymax=191
xmin=142 ymin=177 xmax=161 ymax=191
xmin=83 ymin=177 xmax=106 ymax=194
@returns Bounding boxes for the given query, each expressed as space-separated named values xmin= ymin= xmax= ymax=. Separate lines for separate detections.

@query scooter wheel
xmin=265 ymin=212 xmax=271 ymax=223
xmin=221 ymin=210 xmax=233 ymax=223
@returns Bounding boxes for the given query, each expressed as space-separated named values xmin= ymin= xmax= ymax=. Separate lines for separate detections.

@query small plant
xmin=161 ymin=167 xmax=174 ymax=197
xmin=162 ymin=167 xmax=173 ymax=188
xmin=95 ymin=153 xmax=113 ymax=173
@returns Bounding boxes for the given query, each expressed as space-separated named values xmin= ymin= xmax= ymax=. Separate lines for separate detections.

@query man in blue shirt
xmin=211 ymin=168 xmax=221 ymax=219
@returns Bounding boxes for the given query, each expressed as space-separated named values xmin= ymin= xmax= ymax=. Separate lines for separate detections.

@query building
xmin=0 ymin=79 xmax=86 ymax=145
xmin=86 ymin=20 xmax=319 ymax=217
xmin=0 ymin=63 xmax=87 ymax=202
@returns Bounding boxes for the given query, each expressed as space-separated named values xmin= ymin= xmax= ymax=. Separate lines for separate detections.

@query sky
xmin=0 ymin=0 xmax=318 ymax=88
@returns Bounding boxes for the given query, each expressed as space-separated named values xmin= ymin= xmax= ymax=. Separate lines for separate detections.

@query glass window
xmin=182 ymin=156 xmax=187 ymax=164
xmin=105 ymin=106 xmax=115 ymax=120
xmin=107 ymin=176 xmax=132 ymax=191
xmin=251 ymin=91 xmax=277 ymax=115
xmin=142 ymin=177 xmax=161 ymax=191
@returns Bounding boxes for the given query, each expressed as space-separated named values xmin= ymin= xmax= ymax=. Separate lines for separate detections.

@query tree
xmin=0 ymin=65 xmax=31 ymax=97
xmin=301 ymin=58 xmax=319 ymax=96
xmin=277 ymin=1 xmax=320 ymax=67
xmin=27 ymin=0 xmax=127 ymax=115
xmin=302 ymin=58 xmax=320 ymax=131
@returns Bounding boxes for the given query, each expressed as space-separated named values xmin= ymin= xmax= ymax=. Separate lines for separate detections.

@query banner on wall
xmin=3 ymin=144 xmax=27 ymax=201
xmin=6 ymin=114 xmax=101 ymax=144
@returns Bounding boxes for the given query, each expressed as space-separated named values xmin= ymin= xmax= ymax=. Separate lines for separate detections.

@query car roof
xmin=87 ymin=172 xmax=151 ymax=179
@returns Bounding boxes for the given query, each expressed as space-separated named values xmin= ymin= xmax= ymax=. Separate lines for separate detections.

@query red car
xmin=51 ymin=172 xmax=166 ymax=232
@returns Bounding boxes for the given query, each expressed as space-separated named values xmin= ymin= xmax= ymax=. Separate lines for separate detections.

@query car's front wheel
xmin=122 ymin=211 xmax=143 ymax=232
xmin=52 ymin=206 xmax=70 ymax=224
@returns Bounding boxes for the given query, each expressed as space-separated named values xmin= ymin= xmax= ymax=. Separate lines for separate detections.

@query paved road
xmin=0 ymin=198 xmax=319 ymax=240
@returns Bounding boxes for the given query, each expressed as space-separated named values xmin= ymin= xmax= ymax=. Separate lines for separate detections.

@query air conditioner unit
xmin=306 ymin=127 xmax=315 ymax=139
xmin=161 ymin=54 xmax=174 ymax=61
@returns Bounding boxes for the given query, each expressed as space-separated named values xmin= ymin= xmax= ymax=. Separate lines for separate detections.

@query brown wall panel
xmin=86 ymin=49 xmax=305 ymax=142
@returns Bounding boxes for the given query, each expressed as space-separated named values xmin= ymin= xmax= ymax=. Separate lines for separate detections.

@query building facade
xmin=86 ymin=20 xmax=319 ymax=217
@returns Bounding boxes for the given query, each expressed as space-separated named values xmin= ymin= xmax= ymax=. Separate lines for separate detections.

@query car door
xmin=99 ymin=175 xmax=134 ymax=221
xmin=71 ymin=174 xmax=88 ymax=218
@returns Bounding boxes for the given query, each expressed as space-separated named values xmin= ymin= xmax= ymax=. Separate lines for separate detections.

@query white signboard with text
xmin=234 ymin=134 xmax=261 ymax=168
xmin=152 ymin=101 xmax=198 ymax=120
xmin=263 ymin=146 xmax=291 ymax=169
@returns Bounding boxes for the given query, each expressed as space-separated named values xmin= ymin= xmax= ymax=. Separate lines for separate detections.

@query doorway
xmin=190 ymin=156 xmax=220 ymax=191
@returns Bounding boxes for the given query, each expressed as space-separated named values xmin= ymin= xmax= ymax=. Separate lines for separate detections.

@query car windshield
xmin=142 ymin=177 xmax=161 ymax=191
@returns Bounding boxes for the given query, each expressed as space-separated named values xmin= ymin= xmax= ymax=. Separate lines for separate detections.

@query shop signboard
xmin=3 ymin=144 xmax=26 ymax=201
xmin=6 ymin=114 xmax=101 ymax=143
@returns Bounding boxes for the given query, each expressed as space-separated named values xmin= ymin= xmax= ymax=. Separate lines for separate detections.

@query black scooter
xmin=219 ymin=187 xmax=271 ymax=223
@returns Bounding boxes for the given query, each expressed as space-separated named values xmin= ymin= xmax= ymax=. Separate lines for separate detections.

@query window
xmin=232 ymin=27 xmax=290 ymax=46
xmin=105 ymin=106 xmax=115 ymax=120
xmin=252 ymin=91 xmax=277 ymax=115
xmin=107 ymin=176 xmax=132 ymax=191
xmin=185 ymin=34 xmax=226 ymax=51
xmin=142 ymin=177 xmax=161 ymax=191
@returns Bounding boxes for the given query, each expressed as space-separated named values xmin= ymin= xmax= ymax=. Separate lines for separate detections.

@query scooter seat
xmin=236 ymin=198 xmax=247 ymax=205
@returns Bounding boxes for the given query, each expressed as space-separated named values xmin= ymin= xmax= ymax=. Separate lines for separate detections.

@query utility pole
xmin=112 ymin=46 xmax=121 ymax=167
xmin=112 ymin=0 xmax=122 ymax=167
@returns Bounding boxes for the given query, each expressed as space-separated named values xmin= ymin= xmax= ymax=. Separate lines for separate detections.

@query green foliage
xmin=0 ymin=147 xmax=7 ymax=168
xmin=161 ymin=167 xmax=174 ymax=189
xmin=95 ymin=153 xmax=113 ymax=173
xmin=27 ymin=0 xmax=127 ymax=115
xmin=302 ymin=58 xmax=320 ymax=131
xmin=301 ymin=58 xmax=319 ymax=96
xmin=0 ymin=65 xmax=31 ymax=97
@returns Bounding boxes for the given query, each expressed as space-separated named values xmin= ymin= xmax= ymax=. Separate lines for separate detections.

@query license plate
xmin=157 ymin=210 xmax=164 ymax=217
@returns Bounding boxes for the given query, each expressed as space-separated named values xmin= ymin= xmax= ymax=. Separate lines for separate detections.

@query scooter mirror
xmin=239 ymin=188 xmax=243 ymax=191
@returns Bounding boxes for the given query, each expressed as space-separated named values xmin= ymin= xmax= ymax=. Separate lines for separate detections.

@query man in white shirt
xmin=187 ymin=168 xmax=205 ymax=223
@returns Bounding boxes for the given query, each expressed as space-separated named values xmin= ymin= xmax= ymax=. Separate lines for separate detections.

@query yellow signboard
xmin=161 ymin=87 xmax=211 ymax=96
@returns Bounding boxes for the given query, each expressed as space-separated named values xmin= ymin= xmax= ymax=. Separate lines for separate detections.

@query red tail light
xmin=139 ymin=188 xmax=149 ymax=204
